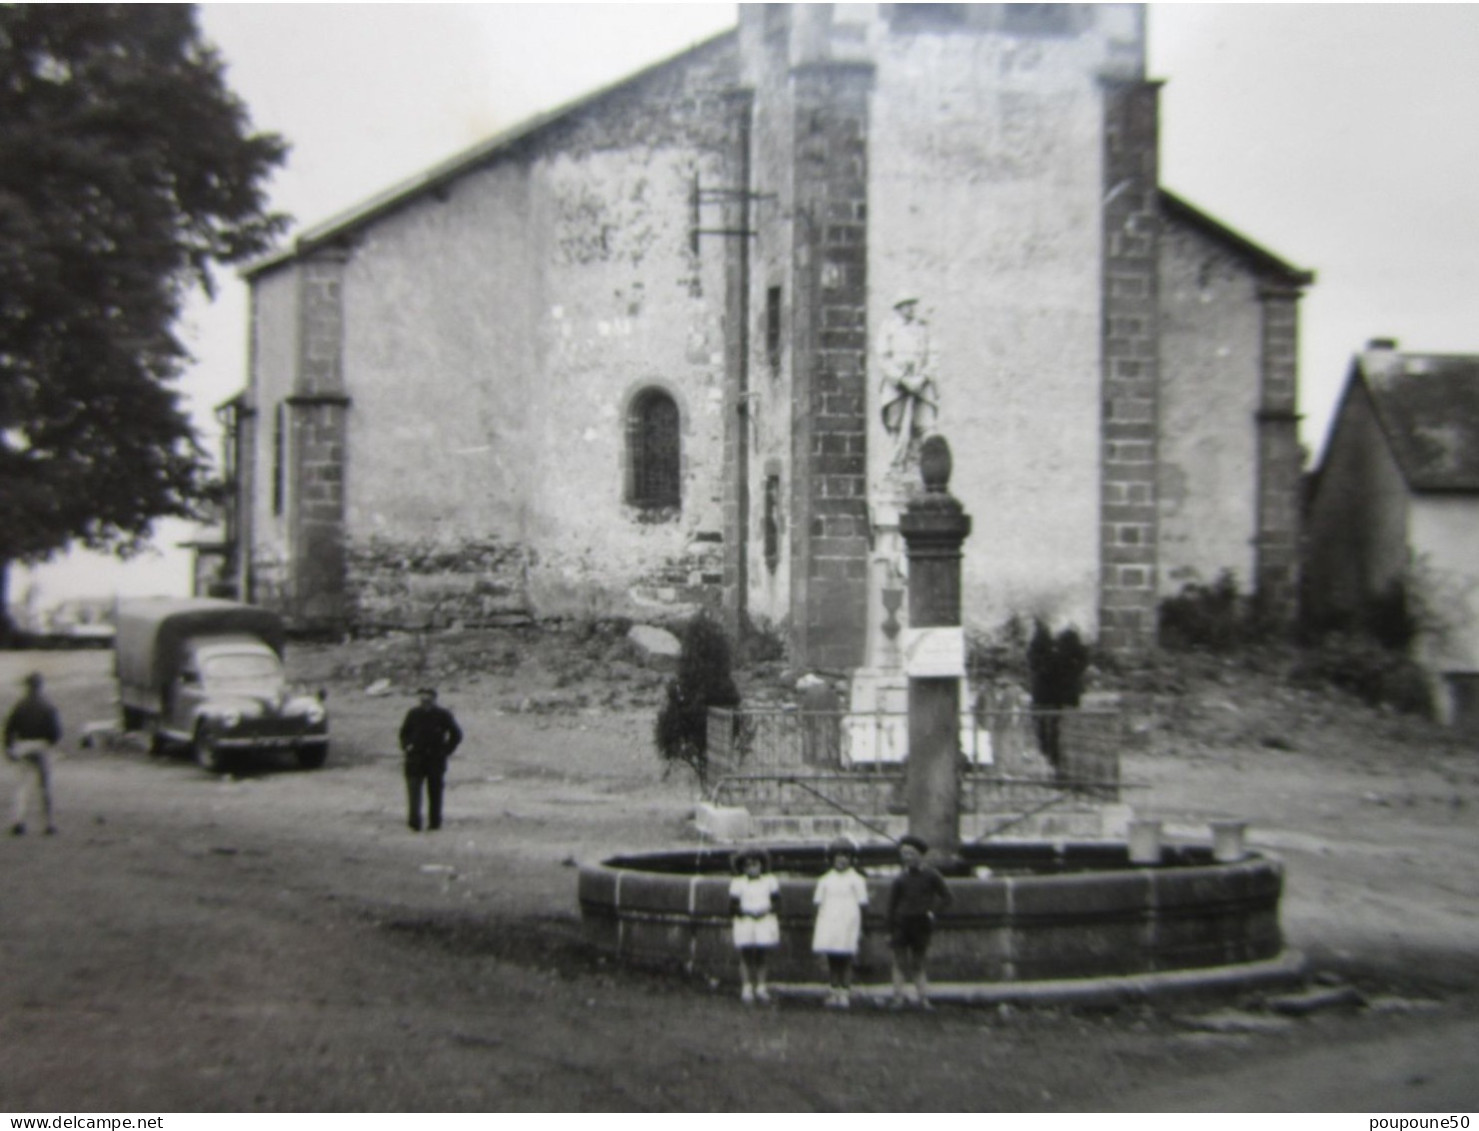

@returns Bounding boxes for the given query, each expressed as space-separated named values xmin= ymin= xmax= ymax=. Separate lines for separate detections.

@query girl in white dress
xmin=811 ymin=837 xmax=869 ymax=1008
xmin=728 ymin=847 xmax=781 ymax=1004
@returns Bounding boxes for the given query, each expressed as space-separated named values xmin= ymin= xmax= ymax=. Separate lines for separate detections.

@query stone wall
xmin=345 ymin=535 xmax=527 ymax=632
xmin=244 ymin=267 xmax=299 ymax=613
xmin=739 ymin=7 xmax=800 ymax=641
xmin=237 ymin=7 xmax=1305 ymax=653
xmin=1303 ymin=381 xmax=1410 ymax=621
xmin=1156 ymin=217 xmax=1262 ymax=595
xmin=870 ymin=10 xmax=1137 ymax=640
xmin=250 ymin=36 xmax=742 ymax=631
xmin=1410 ymin=495 xmax=1479 ymax=722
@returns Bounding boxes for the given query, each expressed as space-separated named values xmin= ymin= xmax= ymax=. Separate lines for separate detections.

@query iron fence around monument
xmin=705 ymin=705 xmax=1124 ymax=816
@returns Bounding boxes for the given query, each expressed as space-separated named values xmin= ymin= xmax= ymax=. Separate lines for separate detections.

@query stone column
xmin=720 ymin=87 xmax=755 ymax=647
xmin=787 ymin=59 xmax=873 ymax=673
xmin=1098 ymin=78 xmax=1162 ymax=653
xmin=1255 ymin=282 xmax=1305 ymax=629
xmin=288 ymin=248 xmax=350 ymax=632
xmin=899 ymin=436 xmax=972 ymax=855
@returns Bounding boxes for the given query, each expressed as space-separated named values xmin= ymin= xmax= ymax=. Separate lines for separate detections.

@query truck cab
xmin=115 ymin=598 xmax=329 ymax=773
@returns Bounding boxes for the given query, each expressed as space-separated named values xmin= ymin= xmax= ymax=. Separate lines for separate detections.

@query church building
xmin=222 ymin=4 xmax=1312 ymax=669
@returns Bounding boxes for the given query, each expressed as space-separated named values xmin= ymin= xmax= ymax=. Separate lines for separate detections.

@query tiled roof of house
xmin=1359 ymin=346 xmax=1479 ymax=492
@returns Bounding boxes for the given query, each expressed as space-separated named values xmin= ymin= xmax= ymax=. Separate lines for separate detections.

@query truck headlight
xmin=303 ymin=701 xmax=326 ymax=725
xmin=220 ymin=710 xmax=242 ymax=729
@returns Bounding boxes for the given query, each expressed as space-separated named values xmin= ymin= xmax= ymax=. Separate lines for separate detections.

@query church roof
xmin=242 ymin=28 xmax=738 ymax=279
xmin=1354 ymin=345 xmax=1479 ymax=492
xmin=1158 ymin=190 xmax=1314 ymax=288
xmin=242 ymin=30 xmax=1312 ymax=295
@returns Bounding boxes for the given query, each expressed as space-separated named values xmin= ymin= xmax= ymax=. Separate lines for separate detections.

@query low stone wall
xmin=578 ymin=841 xmax=1284 ymax=985
xmin=344 ymin=535 xmax=528 ymax=633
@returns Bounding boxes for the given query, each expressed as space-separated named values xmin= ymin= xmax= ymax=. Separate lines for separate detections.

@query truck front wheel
xmin=297 ymin=744 xmax=329 ymax=770
xmin=193 ymin=728 xmax=230 ymax=774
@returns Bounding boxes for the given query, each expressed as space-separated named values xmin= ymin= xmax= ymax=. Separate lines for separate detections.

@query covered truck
xmin=114 ymin=598 xmax=329 ymax=772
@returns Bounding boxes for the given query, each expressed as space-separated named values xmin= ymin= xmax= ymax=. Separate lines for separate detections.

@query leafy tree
xmin=654 ymin=613 xmax=741 ymax=787
xmin=0 ymin=5 xmax=288 ymax=634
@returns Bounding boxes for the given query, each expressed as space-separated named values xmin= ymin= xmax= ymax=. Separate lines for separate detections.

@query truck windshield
xmin=202 ymin=653 xmax=283 ymax=690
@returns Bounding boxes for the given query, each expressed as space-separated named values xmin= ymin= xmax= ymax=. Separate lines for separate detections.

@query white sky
xmin=19 ymin=2 xmax=1479 ymax=611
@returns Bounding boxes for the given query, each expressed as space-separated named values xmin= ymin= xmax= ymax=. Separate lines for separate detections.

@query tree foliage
xmin=0 ymin=4 xmax=288 ymax=610
xmin=654 ymin=613 xmax=741 ymax=786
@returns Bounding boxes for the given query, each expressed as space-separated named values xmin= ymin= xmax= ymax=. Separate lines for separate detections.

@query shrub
xmin=1158 ymin=570 xmax=1247 ymax=651
xmin=654 ymin=612 xmax=741 ymax=786
xmin=1027 ymin=620 xmax=1090 ymax=772
xmin=966 ymin=614 xmax=1031 ymax=685
xmin=1360 ymin=578 xmax=1421 ymax=652
xmin=1290 ymin=632 xmax=1432 ymax=717
xmin=739 ymin=616 xmax=787 ymax=665
xmin=1027 ymin=620 xmax=1089 ymax=709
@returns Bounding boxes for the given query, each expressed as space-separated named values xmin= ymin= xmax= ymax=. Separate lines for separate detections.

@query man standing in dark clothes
xmin=887 ymin=833 xmax=953 ymax=1009
xmin=5 ymin=672 xmax=61 ymax=836
xmin=399 ymin=687 xmax=462 ymax=832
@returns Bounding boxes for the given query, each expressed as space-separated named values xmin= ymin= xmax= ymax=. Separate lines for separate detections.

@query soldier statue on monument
xmin=878 ymin=296 xmax=938 ymax=470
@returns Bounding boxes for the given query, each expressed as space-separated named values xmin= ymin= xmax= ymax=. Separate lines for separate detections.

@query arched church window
xmin=627 ymin=388 xmax=681 ymax=510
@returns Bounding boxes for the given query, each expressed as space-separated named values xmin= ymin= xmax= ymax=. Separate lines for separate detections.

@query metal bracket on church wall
xmin=688 ymin=181 xmax=775 ymax=255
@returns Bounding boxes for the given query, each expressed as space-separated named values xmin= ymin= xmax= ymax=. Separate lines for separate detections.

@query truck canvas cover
xmin=115 ymin=598 xmax=287 ymax=694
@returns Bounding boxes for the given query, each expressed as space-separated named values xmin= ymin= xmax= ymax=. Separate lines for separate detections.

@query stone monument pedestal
xmin=841 ymin=463 xmax=991 ymax=770
xmin=844 ymin=472 xmax=911 ymax=766
xmin=845 ymin=667 xmax=910 ymax=765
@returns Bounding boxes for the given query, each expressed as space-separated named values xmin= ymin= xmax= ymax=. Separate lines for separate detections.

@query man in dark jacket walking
xmin=399 ymin=687 xmax=462 ymax=832
xmin=5 ymin=672 xmax=61 ymax=836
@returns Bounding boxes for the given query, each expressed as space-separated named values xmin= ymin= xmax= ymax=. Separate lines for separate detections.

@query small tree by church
xmin=654 ymin=612 xmax=740 ymax=788
xmin=1027 ymin=620 xmax=1090 ymax=774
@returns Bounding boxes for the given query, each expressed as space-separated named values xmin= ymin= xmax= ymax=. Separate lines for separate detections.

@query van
xmin=114 ymin=598 xmax=329 ymax=772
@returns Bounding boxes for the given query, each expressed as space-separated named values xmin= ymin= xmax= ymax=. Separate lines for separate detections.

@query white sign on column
xmin=902 ymin=625 xmax=966 ymax=678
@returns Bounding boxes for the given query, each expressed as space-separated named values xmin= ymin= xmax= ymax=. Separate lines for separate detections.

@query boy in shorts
xmin=887 ymin=833 xmax=952 ymax=1009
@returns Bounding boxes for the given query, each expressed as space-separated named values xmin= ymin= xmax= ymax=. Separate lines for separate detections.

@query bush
xmin=1360 ymin=578 xmax=1421 ymax=652
xmin=1027 ymin=620 xmax=1090 ymax=772
xmin=1027 ymin=620 xmax=1089 ymax=709
xmin=739 ymin=616 xmax=786 ymax=665
xmin=966 ymin=614 xmax=1030 ymax=685
xmin=654 ymin=612 xmax=741 ymax=786
xmin=1290 ymin=632 xmax=1432 ymax=716
xmin=1158 ymin=570 xmax=1247 ymax=651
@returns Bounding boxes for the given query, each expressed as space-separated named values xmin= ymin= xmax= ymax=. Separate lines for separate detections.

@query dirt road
xmin=1 ymin=646 xmax=1477 ymax=1112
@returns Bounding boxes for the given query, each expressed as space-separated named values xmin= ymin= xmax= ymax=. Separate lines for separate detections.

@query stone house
xmin=1304 ymin=341 xmax=1479 ymax=731
xmin=220 ymin=3 xmax=1312 ymax=670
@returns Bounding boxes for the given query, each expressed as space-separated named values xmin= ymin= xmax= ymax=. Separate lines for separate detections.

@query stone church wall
xmin=1157 ymin=216 xmax=1263 ymax=595
xmin=868 ymin=15 xmax=1119 ymax=638
xmin=244 ymin=267 xmax=300 ymax=613
xmin=269 ymin=39 xmax=740 ymax=631
xmin=238 ymin=9 xmax=1305 ymax=650
xmin=739 ymin=12 xmax=801 ymax=641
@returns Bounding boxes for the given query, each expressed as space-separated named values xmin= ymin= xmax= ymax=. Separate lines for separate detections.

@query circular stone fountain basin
xmin=578 ymin=841 xmax=1283 ymax=985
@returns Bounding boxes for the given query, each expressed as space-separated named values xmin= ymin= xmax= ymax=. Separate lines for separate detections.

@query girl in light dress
xmin=811 ymin=837 xmax=869 ymax=1008
xmin=728 ymin=846 xmax=781 ymax=1004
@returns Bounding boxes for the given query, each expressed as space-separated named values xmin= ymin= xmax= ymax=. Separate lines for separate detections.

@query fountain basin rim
xmin=762 ymin=948 xmax=1306 ymax=1007
xmin=579 ymin=840 xmax=1285 ymax=985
